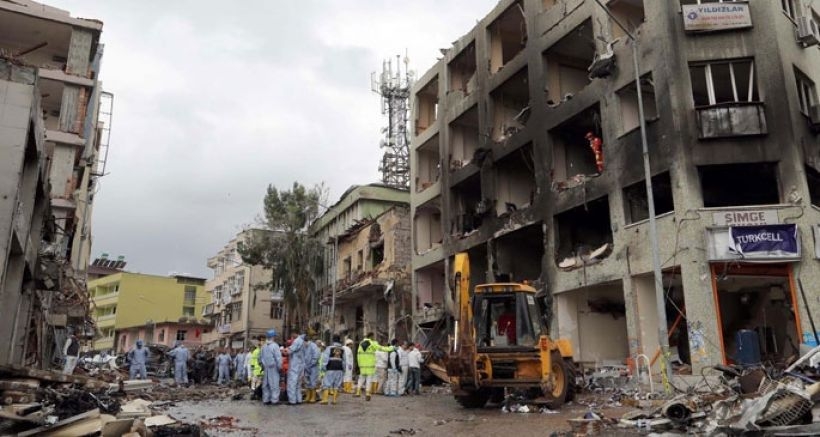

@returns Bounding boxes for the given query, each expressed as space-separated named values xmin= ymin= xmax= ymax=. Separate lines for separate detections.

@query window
xmin=184 ymin=285 xmax=196 ymax=305
xmin=623 ymin=172 xmax=674 ymax=224
xmin=214 ymin=285 xmax=223 ymax=303
xmin=183 ymin=306 xmax=195 ymax=317
xmin=343 ymin=257 xmax=352 ymax=279
xmin=236 ymin=270 xmax=245 ymax=294
xmin=806 ymin=165 xmax=820 ymax=207
xmin=356 ymin=250 xmax=363 ymax=272
xmin=782 ymin=0 xmax=799 ymax=20
xmin=690 ymin=59 xmax=758 ymax=107
xmin=270 ymin=301 xmax=284 ymax=320
xmin=617 ymin=75 xmax=657 ymax=135
xmin=176 ymin=330 xmax=187 ymax=341
xmin=699 ymin=163 xmax=780 ymax=207
xmin=158 ymin=329 xmax=165 ymax=342
xmin=795 ymin=67 xmax=817 ymax=116
xmin=231 ymin=302 xmax=242 ymax=320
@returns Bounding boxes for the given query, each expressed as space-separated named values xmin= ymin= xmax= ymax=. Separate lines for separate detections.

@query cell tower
xmin=371 ymin=54 xmax=414 ymax=190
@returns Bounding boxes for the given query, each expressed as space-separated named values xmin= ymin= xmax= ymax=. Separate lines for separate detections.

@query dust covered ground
xmin=166 ymin=388 xmax=633 ymax=437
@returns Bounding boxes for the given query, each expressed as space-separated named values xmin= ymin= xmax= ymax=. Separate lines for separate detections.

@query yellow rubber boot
xmin=365 ymin=388 xmax=371 ymax=401
xmin=344 ymin=381 xmax=352 ymax=394
xmin=309 ymin=389 xmax=317 ymax=403
xmin=371 ymin=382 xmax=379 ymax=395
xmin=319 ymin=389 xmax=329 ymax=405
xmin=332 ymin=389 xmax=339 ymax=404
xmin=354 ymin=386 xmax=361 ymax=397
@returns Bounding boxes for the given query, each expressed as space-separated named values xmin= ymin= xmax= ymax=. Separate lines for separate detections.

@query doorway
xmin=711 ymin=264 xmax=801 ymax=366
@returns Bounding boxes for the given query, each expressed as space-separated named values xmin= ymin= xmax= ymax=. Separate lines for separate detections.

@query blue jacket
xmin=306 ymin=341 xmax=320 ymax=367
xmin=260 ymin=341 xmax=282 ymax=370
xmin=168 ymin=346 xmax=189 ymax=364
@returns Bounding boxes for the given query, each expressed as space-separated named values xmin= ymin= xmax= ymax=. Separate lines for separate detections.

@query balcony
xmin=696 ymin=102 xmax=767 ymax=139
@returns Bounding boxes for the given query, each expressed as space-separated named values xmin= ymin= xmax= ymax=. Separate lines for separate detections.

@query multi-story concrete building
xmin=310 ymin=184 xmax=411 ymax=343
xmin=411 ymin=0 xmax=820 ymax=373
xmin=201 ymin=230 xmax=285 ymax=350
xmin=0 ymin=0 xmax=110 ymax=367
xmin=88 ymin=273 xmax=208 ymax=352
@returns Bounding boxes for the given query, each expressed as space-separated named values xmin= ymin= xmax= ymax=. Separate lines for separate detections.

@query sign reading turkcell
xmin=728 ymin=224 xmax=798 ymax=257
xmin=683 ymin=2 xmax=752 ymax=32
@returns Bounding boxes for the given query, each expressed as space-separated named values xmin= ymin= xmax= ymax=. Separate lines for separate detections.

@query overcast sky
xmin=47 ymin=1 xmax=497 ymax=278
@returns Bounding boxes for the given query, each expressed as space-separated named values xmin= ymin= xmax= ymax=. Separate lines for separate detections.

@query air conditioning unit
xmin=809 ymin=104 xmax=820 ymax=131
xmin=796 ymin=16 xmax=820 ymax=46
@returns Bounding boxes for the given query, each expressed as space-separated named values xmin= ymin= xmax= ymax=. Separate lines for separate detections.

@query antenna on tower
xmin=371 ymin=50 xmax=414 ymax=190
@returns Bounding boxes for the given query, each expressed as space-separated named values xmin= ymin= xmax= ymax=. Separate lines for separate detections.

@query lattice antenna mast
xmin=371 ymin=53 xmax=414 ymax=190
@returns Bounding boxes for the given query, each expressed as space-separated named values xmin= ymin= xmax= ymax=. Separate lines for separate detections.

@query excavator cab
xmin=448 ymin=253 xmax=574 ymax=409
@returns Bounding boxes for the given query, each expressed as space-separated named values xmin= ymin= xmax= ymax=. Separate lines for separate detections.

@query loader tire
xmin=545 ymin=351 xmax=569 ymax=410
xmin=454 ymin=389 xmax=490 ymax=409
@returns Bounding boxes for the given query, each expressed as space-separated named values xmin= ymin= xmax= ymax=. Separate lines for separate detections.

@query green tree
xmin=240 ymin=182 xmax=325 ymax=333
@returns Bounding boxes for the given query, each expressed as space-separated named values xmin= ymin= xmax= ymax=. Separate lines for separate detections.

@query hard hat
xmin=266 ymin=329 xmax=277 ymax=338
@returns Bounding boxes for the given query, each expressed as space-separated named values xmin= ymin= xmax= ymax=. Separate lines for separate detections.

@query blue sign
xmin=728 ymin=224 xmax=798 ymax=257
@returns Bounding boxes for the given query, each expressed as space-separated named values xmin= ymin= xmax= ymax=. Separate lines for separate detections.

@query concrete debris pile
xmin=0 ymin=364 xmax=213 ymax=436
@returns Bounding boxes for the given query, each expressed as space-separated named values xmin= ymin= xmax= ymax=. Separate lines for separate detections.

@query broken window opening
xmin=415 ymin=134 xmax=441 ymax=192
xmin=448 ymin=42 xmax=477 ymax=96
xmin=544 ymin=20 xmax=595 ymax=106
xmin=690 ymin=59 xmax=759 ymax=107
xmin=494 ymin=143 xmax=536 ymax=216
xmin=617 ymin=74 xmax=657 ymax=136
xmin=356 ymin=250 xmax=364 ymax=273
xmin=623 ymin=171 xmax=674 ymax=225
xmin=555 ymin=196 xmax=613 ymax=269
xmin=635 ymin=273 xmax=691 ymax=370
xmin=491 ymin=67 xmax=530 ymax=142
xmin=414 ymin=202 xmax=443 ymax=255
xmin=448 ymin=106 xmax=480 ymax=171
xmin=467 ymin=244 xmax=490 ymax=289
xmin=451 ymin=174 xmax=485 ymax=236
xmin=415 ymin=76 xmax=439 ymax=136
xmin=794 ymin=67 xmax=817 ymax=116
xmin=371 ymin=243 xmax=384 ymax=268
xmin=550 ymin=105 xmax=603 ymax=186
xmin=488 ymin=1 xmax=527 ymax=74
xmin=699 ymin=162 xmax=780 ymax=208
xmin=607 ymin=0 xmax=645 ymax=40
xmin=493 ymin=221 xmax=544 ymax=283
xmin=557 ymin=282 xmax=629 ymax=364
xmin=415 ymin=261 xmax=445 ymax=313
xmin=805 ymin=165 xmax=820 ymax=208
xmin=343 ymin=257 xmax=352 ymax=279
xmin=781 ymin=0 xmax=799 ymax=20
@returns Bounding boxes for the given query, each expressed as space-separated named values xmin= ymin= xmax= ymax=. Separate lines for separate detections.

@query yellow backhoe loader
xmin=446 ymin=252 xmax=575 ymax=409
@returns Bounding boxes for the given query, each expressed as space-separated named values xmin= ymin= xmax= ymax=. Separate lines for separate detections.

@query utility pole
xmin=593 ymin=0 xmax=673 ymax=388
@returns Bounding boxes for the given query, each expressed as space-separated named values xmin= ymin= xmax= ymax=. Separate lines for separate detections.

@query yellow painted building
xmin=89 ymin=273 xmax=208 ymax=352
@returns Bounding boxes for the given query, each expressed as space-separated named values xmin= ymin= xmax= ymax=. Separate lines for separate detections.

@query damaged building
xmin=410 ymin=0 xmax=820 ymax=374
xmin=0 ymin=1 xmax=110 ymax=367
xmin=310 ymin=185 xmax=411 ymax=343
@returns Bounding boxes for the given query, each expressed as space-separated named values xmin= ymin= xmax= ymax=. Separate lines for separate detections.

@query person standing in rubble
xmin=216 ymin=349 xmax=232 ymax=385
xmin=304 ymin=338 xmax=321 ymax=403
xmin=385 ymin=339 xmax=401 ymax=396
xmin=234 ymin=347 xmax=247 ymax=383
xmin=398 ymin=341 xmax=409 ymax=395
xmin=356 ymin=332 xmax=394 ymax=401
xmin=249 ymin=337 xmax=264 ymax=391
xmin=259 ymin=330 xmax=283 ymax=405
xmin=128 ymin=339 xmax=150 ymax=380
xmin=62 ymin=331 xmax=81 ymax=375
xmin=286 ymin=332 xmax=307 ymax=405
xmin=342 ymin=338 xmax=355 ymax=394
xmin=375 ymin=348 xmax=388 ymax=395
xmin=168 ymin=341 xmax=190 ymax=386
xmin=319 ymin=335 xmax=345 ymax=405
xmin=406 ymin=343 xmax=422 ymax=395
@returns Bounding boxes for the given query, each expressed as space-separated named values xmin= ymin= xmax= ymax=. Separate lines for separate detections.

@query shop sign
xmin=728 ymin=224 xmax=798 ymax=257
xmin=682 ymin=2 xmax=752 ymax=32
xmin=713 ymin=209 xmax=778 ymax=226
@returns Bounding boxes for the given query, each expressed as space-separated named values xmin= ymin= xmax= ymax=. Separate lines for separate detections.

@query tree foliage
xmin=239 ymin=182 xmax=325 ymax=332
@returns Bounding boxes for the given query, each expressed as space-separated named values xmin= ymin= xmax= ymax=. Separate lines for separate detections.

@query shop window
xmin=493 ymin=222 xmax=544 ymax=282
xmin=795 ymin=67 xmax=817 ymax=116
xmin=623 ymin=172 xmax=674 ymax=224
xmin=544 ymin=19 xmax=595 ymax=106
xmin=448 ymin=42 xmax=477 ymax=95
xmin=607 ymin=0 xmax=645 ymax=40
xmin=451 ymin=174 xmax=485 ymax=236
xmin=550 ymin=105 xmax=602 ymax=183
xmin=616 ymin=74 xmax=657 ymax=135
xmin=491 ymin=67 xmax=530 ymax=142
xmin=415 ymin=76 xmax=439 ymax=135
xmin=494 ymin=143 xmax=536 ymax=216
xmin=806 ymin=165 xmax=820 ymax=207
xmin=448 ymin=106 xmax=479 ymax=171
xmin=554 ymin=196 xmax=613 ymax=265
xmin=415 ymin=134 xmax=440 ymax=192
xmin=690 ymin=59 xmax=759 ymax=107
xmin=699 ymin=162 xmax=780 ymax=207
xmin=488 ymin=1 xmax=527 ymax=74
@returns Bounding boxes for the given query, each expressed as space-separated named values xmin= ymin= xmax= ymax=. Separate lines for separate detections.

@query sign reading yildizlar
xmin=713 ymin=210 xmax=778 ymax=227
xmin=682 ymin=2 xmax=752 ymax=32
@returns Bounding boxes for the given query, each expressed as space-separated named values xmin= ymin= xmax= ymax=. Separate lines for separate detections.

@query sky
xmin=47 ymin=0 xmax=499 ymax=278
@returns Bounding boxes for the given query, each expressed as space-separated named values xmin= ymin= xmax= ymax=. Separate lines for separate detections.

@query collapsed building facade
xmin=0 ymin=1 xmax=109 ymax=367
xmin=410 ymin=0 xmax=820 ymax=373
xmin=310 ymin=185 xmax=411 ymax=343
